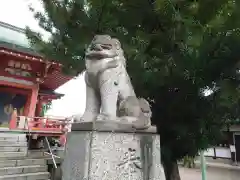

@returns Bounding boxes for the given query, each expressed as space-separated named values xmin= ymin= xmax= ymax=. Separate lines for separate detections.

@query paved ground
xmin=179 ymin=166 xmax=240 ymax=180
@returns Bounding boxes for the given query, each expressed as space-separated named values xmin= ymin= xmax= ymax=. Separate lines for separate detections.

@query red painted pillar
xmin=25 ymin=84 xmax=39 ymax=117
xmin=9 ymin=108 xmax=17 ymax=129
xmin=36 ymin=99 xmax=43 ymax=117
xmin=23 ymin=84 xmax=39 ymax=129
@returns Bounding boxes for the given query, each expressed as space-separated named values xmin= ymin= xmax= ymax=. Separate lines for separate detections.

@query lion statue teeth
xmin=81 ymin=35 xmax=151 ymax=130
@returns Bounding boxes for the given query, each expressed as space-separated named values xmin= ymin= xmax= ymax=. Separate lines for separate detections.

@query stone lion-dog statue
xmin=80 ymin=35 xmax=151 ymax=130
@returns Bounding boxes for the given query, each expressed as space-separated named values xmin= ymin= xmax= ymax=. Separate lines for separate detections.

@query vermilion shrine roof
xmin=0 ymin=21 xmax=73 ymax=90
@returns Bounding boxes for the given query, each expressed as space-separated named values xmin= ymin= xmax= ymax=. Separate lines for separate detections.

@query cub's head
xmin=86 ymin=35 xmax=124 ymax=62
xmin=118 ymin=96 xmax=152 ymax=119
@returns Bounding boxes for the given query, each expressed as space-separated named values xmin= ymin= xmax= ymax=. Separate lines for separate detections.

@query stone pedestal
xmin=62 ymin=121 xmax=165 ymax=180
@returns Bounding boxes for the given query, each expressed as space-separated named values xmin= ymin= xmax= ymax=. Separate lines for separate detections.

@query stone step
xmin=0 ymin=133 xmax=26 ymax=137
xmin=27 ymin=150 xmax=46 ymax=158
xmin=0 ymin=133 xmax=26 ymax=142
xmin=0 ymin=165 xmax=47 ymax=176
xmin=0 ymin=152 xmax=27 ymax=158
xmin=0 ymin=147 xmax=27 ymax=152
xmin=0 ymin=151 xmax=50 ymax=160
xmin=0 ymin=159 xmax=46 ymax=168
xmin=0 ymin=172 xmax=49 ymax=180
xmin=0 ymin=141 xmax=27 ymax=147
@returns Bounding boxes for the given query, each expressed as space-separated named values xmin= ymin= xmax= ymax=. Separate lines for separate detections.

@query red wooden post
xmin=35 ymin=100 xmax=42 ymax=117
xmin=24 ymin=84 xmax=39 ymax=117
xmin=59 ymin=134 xmax=66 ymax=146
xmin=9 ymin=108 xmax=17 ymax=129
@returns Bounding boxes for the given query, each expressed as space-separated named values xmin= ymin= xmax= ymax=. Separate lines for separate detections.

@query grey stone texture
xmin=0 ymin=133 xmax=27 ymax=158
xmin=81 ymin=35 xmax=151 ymax=129
xmin=62 ymin=121 xmax=165 ymax=180
xmin=63 ymin=35 xmax=166 ymax=179
xmin=0 ymin=132 xmax=50 ymax=179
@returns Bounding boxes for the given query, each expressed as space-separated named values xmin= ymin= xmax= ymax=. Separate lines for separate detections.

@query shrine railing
xmin=9 ymin=111 xmax=70 ymax=135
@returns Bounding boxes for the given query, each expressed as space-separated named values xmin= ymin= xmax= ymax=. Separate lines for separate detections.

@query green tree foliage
xmin=27 ymin=0 xmax=240 ymax=179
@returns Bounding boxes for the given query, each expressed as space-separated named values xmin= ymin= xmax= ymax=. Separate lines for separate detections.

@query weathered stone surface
xmin=0 ymin=141 xmax=27 ymax=147
xmin=0 ymin=133 xmax=26 ymax=142
xmin=0 ymin=159 xmax=46 ymax=168
xmin=0 ymin=132 xmax=49 ymax=180
xmin=26 ymin=150 xmax=46 ymax=158
xmin=0 ymin=172 xmax=49 ymax=180
xmin=0 ymin=147 xmax=27 ymax=152
xmin=0 ymin=152 xmax=27 ymax=158
xmin=71 ymin=121 xmax=157 ymax=133
xmin=62 ymin=121 xmax=165 ymax=180
xmin=0 ymin=165 xmax=47 ymax=176
xmin=81 ymin=35 xmax=151 ymax=130
xmin=63 ymin=35 xmax=166 ymax=179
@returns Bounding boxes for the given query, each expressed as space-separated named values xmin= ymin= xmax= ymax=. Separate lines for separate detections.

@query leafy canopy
xmin=27 ymin=0 xmax=240 ymax=163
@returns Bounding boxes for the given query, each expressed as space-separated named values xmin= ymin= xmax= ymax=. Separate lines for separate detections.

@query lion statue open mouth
xmin=80 ymin=35 xmax=151 ymax=130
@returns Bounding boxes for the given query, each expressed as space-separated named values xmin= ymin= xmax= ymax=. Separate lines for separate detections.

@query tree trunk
xmin=163 ymin=160 xmax=181 ymax=180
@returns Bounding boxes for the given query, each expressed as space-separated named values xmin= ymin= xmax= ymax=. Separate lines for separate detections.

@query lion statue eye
xmin=101 ymin=44 xmax=112 ymax=50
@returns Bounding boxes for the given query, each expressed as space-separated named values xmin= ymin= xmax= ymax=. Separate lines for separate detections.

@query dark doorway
xmin=0 ymin=91 xmax=27 ymax=125
xmin=235 ymin=135 xmax=240 ymax=162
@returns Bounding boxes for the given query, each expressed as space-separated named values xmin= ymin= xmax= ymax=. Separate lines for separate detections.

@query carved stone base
xmin=62 ymin=121 xmax=165 ymax=180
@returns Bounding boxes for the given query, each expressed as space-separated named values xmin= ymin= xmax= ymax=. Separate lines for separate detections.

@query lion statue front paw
xmin=96 ymin=113 xmax=115 ymax=121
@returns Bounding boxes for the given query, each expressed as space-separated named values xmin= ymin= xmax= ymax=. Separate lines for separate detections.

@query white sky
xmin=0 ymin=0 xmax=86 ymax=117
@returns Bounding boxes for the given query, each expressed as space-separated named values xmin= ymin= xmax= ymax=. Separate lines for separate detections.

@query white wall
xmin=204 ymin=147 xmax=231 ymax=159
xmin=46 ymin=73 xmax=86 ymax=117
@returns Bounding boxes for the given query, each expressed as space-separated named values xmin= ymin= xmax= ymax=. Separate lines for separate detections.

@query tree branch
xmin=144 ymin=0 xmax=166 ymax=54
xmin=146 ymin=0 xmax=165 ymax=32
xmin=96 ymin=0 xmax=107 ymax=33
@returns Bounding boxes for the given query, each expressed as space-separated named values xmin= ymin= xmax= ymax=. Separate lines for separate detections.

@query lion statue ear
xmin=92 ymin=35 xmax=111 ymax=44
xmin=138 ymin=98 xmax=152 ymax=118
xmin=111 ymin=38 xmax=121 ymax=50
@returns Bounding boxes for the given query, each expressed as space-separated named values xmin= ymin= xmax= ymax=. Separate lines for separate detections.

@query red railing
xmin=26 ymin=117 xmax=68 ymax=132
xmin=9 ymin=111 xmax=69 ymax=134
xmin=8 ymin=110 xmax=71 ymax=146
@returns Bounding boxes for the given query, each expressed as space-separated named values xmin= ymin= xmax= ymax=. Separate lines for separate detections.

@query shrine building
xmin=0 ymin=21 xmax=73 ymax=132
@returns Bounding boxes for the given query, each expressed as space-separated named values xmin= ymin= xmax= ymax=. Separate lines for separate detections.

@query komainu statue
xmin=81 ymin=35 xmax=151 ymax=129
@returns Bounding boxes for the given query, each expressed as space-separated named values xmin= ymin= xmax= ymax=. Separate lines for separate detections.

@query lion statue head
xmin=85 ymin=35 xmax=126 ymax=66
